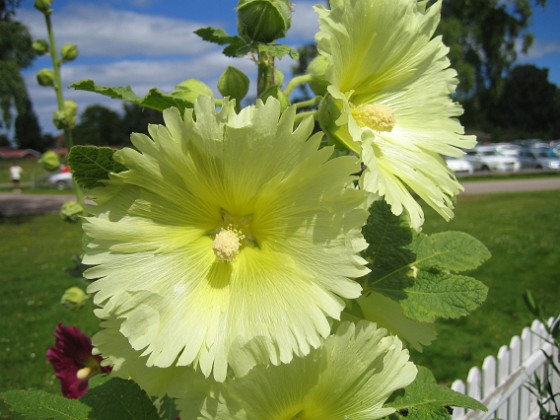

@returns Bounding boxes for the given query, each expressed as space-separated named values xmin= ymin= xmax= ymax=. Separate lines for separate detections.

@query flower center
xmin=212 ymin=225 xmax=246 ymax=262
xmin=76 ymin=366 xmax=94 ymax=380
xmin=351 ymin=102 xmax=395 ymax=132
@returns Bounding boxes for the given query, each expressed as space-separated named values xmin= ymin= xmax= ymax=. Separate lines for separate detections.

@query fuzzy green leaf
xmin=388 ymin=366 xmax=486 ymax=419
xmin=401 ymin=272 xmax=488 ymax=322
xmin=256 ymin=43 xmax=299 ymax=60
xmin=362 ymin=201 xmax=415 ymax=300
xmin=68 ymin=146 xmax=126 ymax=190
xmin=80 ymin=378 xmax=159 ymax=420
xmin=194 ymin=27 xmax=250 ymax=57
xmin=412 ymin=231 xmax=491 ymax=272
xmin=69 ymin=80 xmax=194 ymax=112
xmin=0 ymin=390 xmax=90 ymax=419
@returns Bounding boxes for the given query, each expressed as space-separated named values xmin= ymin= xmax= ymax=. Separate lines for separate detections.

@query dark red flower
xmin=46 ymin=323 xmax=111 ymax=399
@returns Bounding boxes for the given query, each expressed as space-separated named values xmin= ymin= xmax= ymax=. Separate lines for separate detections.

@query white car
xmin=528 ymin=149 xmax=560 ymax=170
xmin=445 ymin=156 xmax=485 ymax=174
xmin=48 ymin=172 xmax=73 ymax=190
xmin=470 ymin=144 xmax=533 ymax=172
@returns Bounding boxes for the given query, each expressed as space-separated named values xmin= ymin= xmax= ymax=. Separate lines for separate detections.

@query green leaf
xmin=0 ymin=390 xmax=90 ymax=419
xmin=412 ymin=231 xmax=491 ymax=272
xmin=388 ymin=366 xmax=486 ymax=419
xmin=194 ymin=27 xmax=250 ymax=57
xmin=69 ymin=80 xmax=194 ymax=112
xmin=80 ymin=378 xmax=159 ymax=420
xmin=157 ymin=395 xmax=179 ymax=420
xmin=400 ymin=272 xmax=488 ymax=322
xmin=68 ymin=146 xmax=127 ymax=190
xmin=194 ymin=26 xmax=238 ymax=45
xmin=362 ymin=201 xmax=415 ymax=300
xmin=256 ymin=43 xmax=299 ymax=60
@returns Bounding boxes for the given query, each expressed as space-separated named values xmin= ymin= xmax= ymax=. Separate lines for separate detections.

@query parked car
xmin=470 ymin=144 xmax=538 ymax=172
xmin=48 ymin=171 xmax=73 ymax=190
xmin=527 ymin=149 xmax=560 ymax=170
xmin=445 ymin=155 xmax=486 ymax=174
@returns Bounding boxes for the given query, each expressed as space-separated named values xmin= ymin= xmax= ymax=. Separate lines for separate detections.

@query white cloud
xmin=17 ymin=4 xmax=215 ymax=57
xmin=519 ymin=40 xmax=560 ymax=60
xmin=16 ymin=1 xmax=315 ymax=135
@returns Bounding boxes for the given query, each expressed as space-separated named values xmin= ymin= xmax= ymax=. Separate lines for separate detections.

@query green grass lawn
xmin=0 ymin=189 xmax=558 ymax=405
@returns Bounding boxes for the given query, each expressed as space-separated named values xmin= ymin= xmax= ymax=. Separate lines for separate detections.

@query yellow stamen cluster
xmin=351 ymin=103 xmax=395 ymax=132
xmin=212 ymin=225 xmax=246 ymax=262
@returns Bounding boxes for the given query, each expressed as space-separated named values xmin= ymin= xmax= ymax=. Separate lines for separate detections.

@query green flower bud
xmin=60 ymin=286 xmax=88 ymax=310
xmin=307 ymin=55 xmax=330 ymax=96
xmin=171 ymin=79 xmax=214 ymax=104
xmin=53 ymin=100 xmax=78 ymax=130
xmin=237 ymin=0 xmax=292 ymax=43
xmin=259 ymin=86 xmax=290 ymax=111
xmin=32 ymin=39 xmax=50 ymax=55
xmin=34 ymin=0 xmax=53 ymax=14
xmin=38 ymin=150 xmax=61 ymax=172
xmin=60 ymin=201 xmax=83 ymax=223
xmin=36 ymin=68 xmax=55 ymax=87
xmin=218 ymin=66 xmax=250 ymax=106
xmin=274 ymin=68 xmax=284 ymax=87
xmin=60 ymin=44 xmax=78 ymax=62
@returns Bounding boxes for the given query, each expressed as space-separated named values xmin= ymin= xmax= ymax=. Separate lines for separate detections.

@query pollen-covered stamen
xmin=212 ymin=226 xmax=245 ymax=262
xmin=351 ymin=102 xmax=395 ymax=132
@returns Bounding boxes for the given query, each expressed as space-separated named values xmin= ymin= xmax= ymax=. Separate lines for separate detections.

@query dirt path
xmin=1 ymin=177 xmax=559 ymax=217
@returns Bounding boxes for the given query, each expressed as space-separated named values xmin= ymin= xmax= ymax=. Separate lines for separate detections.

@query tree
xmin=14 ymin=98 xmax=44 ymax=150
xmin=119 ymin=103 xmax=163 ymax=139
xmin=73 ymin=105 xmax=124 ymax=146
xmin=0 ymin=4 xmax=36 ymax=133
xmin=489 ymin=65 xmax=559 ymax=139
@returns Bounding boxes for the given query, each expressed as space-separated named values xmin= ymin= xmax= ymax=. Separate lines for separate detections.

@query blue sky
xmin=12 ymin=0 xmax=560 ymax=135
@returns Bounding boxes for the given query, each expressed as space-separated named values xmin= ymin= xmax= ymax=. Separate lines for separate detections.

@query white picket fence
xmin=450 ymin=318 xmax=559 ymax=420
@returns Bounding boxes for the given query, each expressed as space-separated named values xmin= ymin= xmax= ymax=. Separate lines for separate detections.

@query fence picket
xmin=449 ymin=318 xmax=558 ymax=420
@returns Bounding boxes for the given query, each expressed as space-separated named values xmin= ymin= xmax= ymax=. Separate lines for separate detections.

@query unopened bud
xmin=38 ymin=150 xmax=60 ymax=172
xmin=60 ymin=286 xmax=88 ymax=310
xmin=34 ymin=0 xmax=53 ymax=14
xmin=307 ymin=55 xmax=329 ymax=96
xmin=53 ymin=100 xmax=78 ymax=130
xmin=218 ymin=66 xmax=250 ymax=105
xmin=237 ymin=0 xmax=292 ymax=43
xmin=274 ymin=68 xmax=284 ymax=87
xmin=36 ymin=68 xmax=55 ymax=87
xmin=171 ymin=79 xmax=214 ymax=104
xmin=32 ymin=39 xmax=49 ymax=55
xmin=259 ymin=86 xmax=290 ymax=111
xmin=60 ymin=201 xmax=83 ymax=223
xmin=61 ymin=44 xmax=78 ymax=62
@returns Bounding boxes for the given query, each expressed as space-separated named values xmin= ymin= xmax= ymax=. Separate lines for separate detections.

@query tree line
xmin=1 ymin=0 xmax=558 ymax=151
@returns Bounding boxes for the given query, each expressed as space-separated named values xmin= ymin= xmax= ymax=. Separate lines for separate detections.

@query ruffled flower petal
xmin=184 ymin=321 xmax=417 ymax=419
xmin=84 ymin=97 xmax=371 ymax=381
xmin=315 ymin=0 xmax=475 ymax=229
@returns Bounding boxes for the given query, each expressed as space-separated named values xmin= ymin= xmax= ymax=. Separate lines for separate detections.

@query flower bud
xmin=60 ymin=286 xmax=88 ymax=310
xmin=218 ymin=66 xmax=250 ymax=105
xmin=38 ymin=150 xmax=61 ymax=172
xmin=307 ymin=55 xmax=330 ymax=96
xmin=237 ymin=0 xmax=292 ymax=43
xmin=53 ymin=100 xmax=78 ymax=130
xmin=34 ymin=0 xmax=53 ymax=14
xmin=274 ymin=68 xmax=284 ymax=87
xmin=259 ymin=86 xmax=290 ymax=111
xmin=61 ymin=44 xmax=78 ymax=62
xmin=36 ymin=68 xmax=55 ymax=87
xmin=171 ymin=79 xmax=214 ymax=104
xmin=32 ymin=39 xmax=50 ymax=55
xmin=60 ymin=201 xmax=83 ymax=223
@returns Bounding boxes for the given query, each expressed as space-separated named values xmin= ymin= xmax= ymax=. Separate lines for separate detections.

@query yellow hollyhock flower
xmin=184 ymin=321 xmax=417 ymax=419
xmin=83 ymin=97 xmax=370 ymax=382
xmin=315 ymin=0 xmax=476 ymax=229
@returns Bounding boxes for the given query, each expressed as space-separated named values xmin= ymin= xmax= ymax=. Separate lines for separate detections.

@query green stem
xmin=44 ymin=12 xmax=84 ymax=208
xmin=257 ymin=50 xmax=275 ymax=98
xmin=293 ymin=96 xmax=322 ymax=110
xmin=283 ymin=74 xmax=313 ymax=97
xmin=294 ymin=110 xmax=318 ymax=124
